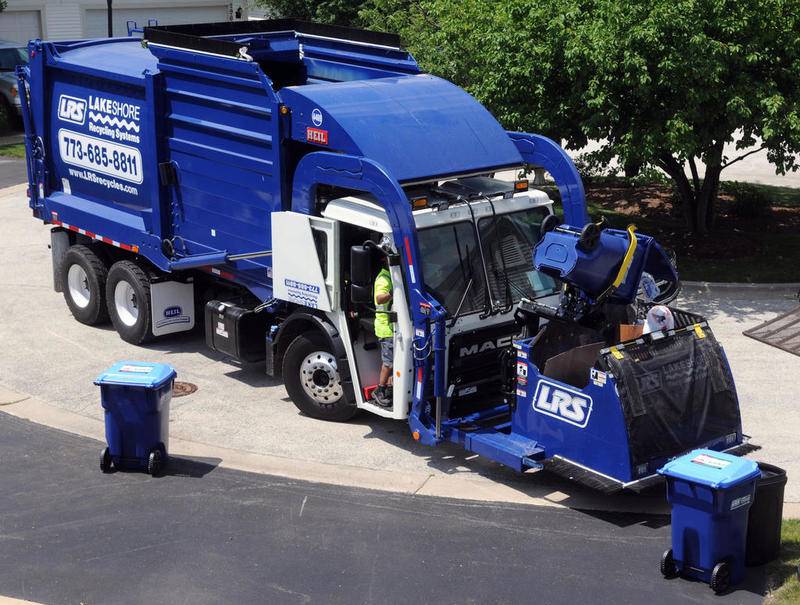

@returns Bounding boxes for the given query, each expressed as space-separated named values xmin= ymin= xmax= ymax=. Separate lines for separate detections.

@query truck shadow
xmin=357 ymin=414 xmax=672 ymax=525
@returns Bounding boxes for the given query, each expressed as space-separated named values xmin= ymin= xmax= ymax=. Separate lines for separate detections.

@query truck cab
xmin=272 ymin=177 xmax=558 ymax=420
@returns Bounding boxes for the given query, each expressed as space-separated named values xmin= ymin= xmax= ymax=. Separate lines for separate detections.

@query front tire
xmin=282 ymin=333 xmax=356 ymax=422
xmin=106 ymin=261 xmax=154 ymax=345
xmin=61 ymin=245 xmax=109 ymax=325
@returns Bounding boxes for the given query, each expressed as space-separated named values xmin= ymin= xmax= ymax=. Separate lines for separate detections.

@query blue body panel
xmin=19 ymin=32 xmax=551 ymax=305
xmin=513 ymin=337 xmax=635 ymax=482
xmin=281 ymin=75 xmax=523 ymax=182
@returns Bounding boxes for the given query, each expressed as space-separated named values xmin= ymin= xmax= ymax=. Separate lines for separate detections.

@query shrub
xmin=626 ymin=165 xmax=671 ymax=187
xmin=720 ymin=181 xmax=772 ymax=218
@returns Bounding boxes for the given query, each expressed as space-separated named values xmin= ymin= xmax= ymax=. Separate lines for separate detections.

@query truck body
xmin=18 ymin=20 xmax=746 ymax=491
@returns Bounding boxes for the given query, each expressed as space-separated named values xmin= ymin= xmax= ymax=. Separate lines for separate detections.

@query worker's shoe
xmin=372 ymin=386 xmax=392 ymax=408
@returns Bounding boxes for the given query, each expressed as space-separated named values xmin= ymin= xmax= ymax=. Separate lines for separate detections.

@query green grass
xmin=731 ymin=181 xmax=800 ymax=209
xmin=677 ymin=233 xmax=800 ymax=283
xmin=0 ymin=142 xmax=25 ymax=159
xmin=767 ymin=519 xmax=800 ymax=604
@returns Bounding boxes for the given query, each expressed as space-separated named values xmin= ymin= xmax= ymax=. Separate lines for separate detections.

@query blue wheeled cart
xmin=95 ymin=361 xmax=176 ymax=476
xmin=658 ymin=449 xmax=760 ymax=594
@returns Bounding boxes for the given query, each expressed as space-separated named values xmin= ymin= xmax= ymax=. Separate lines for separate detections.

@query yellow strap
xmin=694 ymin=324 xmax=706 ymax=339
xmin=610 ymin=346 xmax=624 ymax=360
xmin=611 ymin=224 xmax=639 ymax=289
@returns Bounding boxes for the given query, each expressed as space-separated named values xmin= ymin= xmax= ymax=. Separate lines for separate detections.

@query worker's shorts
xmin=379 ymin=337 xmax=393 ymax=366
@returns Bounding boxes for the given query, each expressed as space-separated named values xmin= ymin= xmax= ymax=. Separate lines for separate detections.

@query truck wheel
xmin=282 ymin=333 xmax=357 ymax=422
xmin=61 ymin=245 xmax=109 ymax=325
xmin=106 ymin=261 xmax=153 ymax=345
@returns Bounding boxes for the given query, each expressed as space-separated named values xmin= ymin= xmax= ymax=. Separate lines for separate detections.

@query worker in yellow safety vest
xmin=372 ymin=257 xmax=393 ymax=408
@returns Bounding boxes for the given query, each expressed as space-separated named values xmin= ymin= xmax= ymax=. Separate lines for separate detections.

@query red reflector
xmin=363 ymin=385 xmax=378 ymax=401
xmin=306 ymin=127 xmax=328 ymax=145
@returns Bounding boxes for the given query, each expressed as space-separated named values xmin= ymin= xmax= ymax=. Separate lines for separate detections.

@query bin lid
xmin=657 ymin=449 xmax=760 ymax=489
xmin=94 ymin=361 xmax=177 ymax=389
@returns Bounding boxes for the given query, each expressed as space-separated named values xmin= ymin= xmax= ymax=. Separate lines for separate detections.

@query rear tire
xmin=282 ymin=333 xmax=356 ymax=422
xmin=106 ymin=260 xmax=154 ymax=345
xmin=60 ymin=245 xmax=109 ymax=325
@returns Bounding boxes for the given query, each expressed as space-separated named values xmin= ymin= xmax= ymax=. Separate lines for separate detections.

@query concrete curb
xmin=1 ymin=387 xmax=674 ymax=516
xmin=3 ymin=385 xmax=798 ymax=519
xmin=682 ymin=280 xmax=800 ymax=291
xmin=0 ymin=597 xmax=45 ymax=605
xmin=0 ymin=183 xmax=27 ymax=195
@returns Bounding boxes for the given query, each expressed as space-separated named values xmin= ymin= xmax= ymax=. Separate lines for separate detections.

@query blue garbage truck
xmin=17 ymin=20 xmax=747 ymax=491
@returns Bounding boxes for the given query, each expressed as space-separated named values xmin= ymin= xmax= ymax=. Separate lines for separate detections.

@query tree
xmin=360 ymin=0 xmax=800 ymax=234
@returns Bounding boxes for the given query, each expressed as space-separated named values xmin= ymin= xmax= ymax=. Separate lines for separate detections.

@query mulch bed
xmin=584 ymin=182 xmax=800 ymax=261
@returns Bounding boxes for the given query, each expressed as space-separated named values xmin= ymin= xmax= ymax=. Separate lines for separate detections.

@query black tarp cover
xmin=599 ymin=327 xmax=741 ymax=467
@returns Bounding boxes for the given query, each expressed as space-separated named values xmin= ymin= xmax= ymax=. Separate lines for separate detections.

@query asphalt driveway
xmin=0 ymin=413 xmax=767 ymax=605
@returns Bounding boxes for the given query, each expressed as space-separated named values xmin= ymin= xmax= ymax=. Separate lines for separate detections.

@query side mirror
xmin=350 ymin=245 xmax=372 ymax=304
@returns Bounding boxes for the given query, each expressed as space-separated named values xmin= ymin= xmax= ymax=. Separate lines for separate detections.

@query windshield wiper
xmin=431 ymin=187 xmax=496 ymax=317
xmin=447 ymin=277 xmax=474 ymax=328
xmin=485 ymin=196 xmax=513 ymax=314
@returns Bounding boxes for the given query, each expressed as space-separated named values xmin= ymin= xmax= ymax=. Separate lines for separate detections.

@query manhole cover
xmin=173 ymin=382 xmax=198 ymax=398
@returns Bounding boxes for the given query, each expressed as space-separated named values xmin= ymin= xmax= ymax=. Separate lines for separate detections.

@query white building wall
xmin=2 ymin=0 xmax=249 ymax=42
xmin=43 ymin=2 xmax=83 ymax=40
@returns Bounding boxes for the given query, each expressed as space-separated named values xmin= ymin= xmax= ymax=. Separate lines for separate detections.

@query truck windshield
xmin=418 ymin=221 xmax=487 ymax=315
xmin=478 ymin=207 xmax=556 ymax=305
xmin=417 ymin=207 xmax=556 ymax=316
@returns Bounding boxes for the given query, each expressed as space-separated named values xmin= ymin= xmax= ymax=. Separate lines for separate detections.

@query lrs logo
xmin=532 ymin=380 xmax=593 ymax=428
xmin=58 ymin=95 xmax=87 ymax=125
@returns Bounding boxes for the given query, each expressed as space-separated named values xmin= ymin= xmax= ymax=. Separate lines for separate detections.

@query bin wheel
xmin=148 ymin=450 xmax=163 ymax=476
xmin=709 ymin=561 xmax=731 ymax=594
xmin=578 ymin=222 xmax=601 ymax=252
xmin=539 ymin=214 xmax=560 ymax=239
xmin=660 ymin=549 xmax=678 ymax=579
xmin=100 ymin=447 xmax=112 ymax=473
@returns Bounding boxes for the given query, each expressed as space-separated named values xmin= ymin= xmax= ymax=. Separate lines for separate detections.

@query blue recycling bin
xmin=658 ymin=449 xmax=760 ymax=594
xmin=95 ymin=361 xmax=176 ymax=476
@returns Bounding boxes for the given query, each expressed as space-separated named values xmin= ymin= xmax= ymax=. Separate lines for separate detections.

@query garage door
xmin=0 ymin=10 xmax=42 ymax=45
xmin=84 ymin=6 xmax=229 ymax=39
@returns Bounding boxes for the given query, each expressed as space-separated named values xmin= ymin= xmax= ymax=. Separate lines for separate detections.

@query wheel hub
xmin=300 ymin=351 xmax=343 ymax=404
xmin=114 ymin=280 xmax=139 ymax=327
xmin=67 ymin=264 xmax=91 ymax=309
